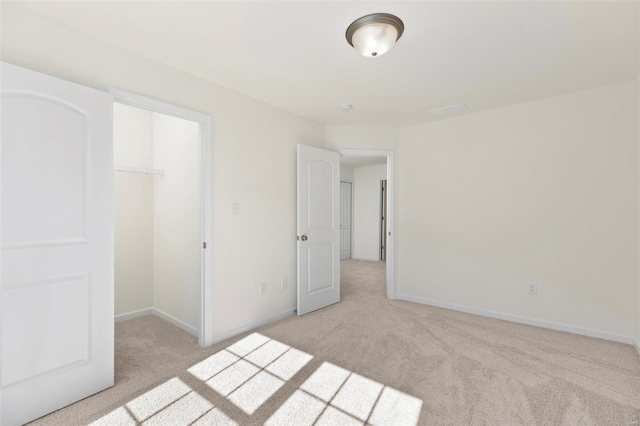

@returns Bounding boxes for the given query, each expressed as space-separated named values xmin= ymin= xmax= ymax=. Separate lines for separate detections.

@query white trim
xmin=395 ymin=293 xmax=636 ymax=345
xmin=106 ymin=87 xmax=214 ymax=348
xmin=151 ymin=308 xmax=199 ymax=337
xmin=210 ymin=308 xmax=296 ymax=346
xmin=114 ymin=308 xmax=153 ymax=323
xmin=339 ymin=149 xmax=395 ymax=300
xmin=114 ymin=307 xmax=198 ymax=337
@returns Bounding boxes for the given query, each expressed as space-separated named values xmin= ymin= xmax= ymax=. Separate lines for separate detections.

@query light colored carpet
xmin=31 ymin=259 xmax=640 ymax=425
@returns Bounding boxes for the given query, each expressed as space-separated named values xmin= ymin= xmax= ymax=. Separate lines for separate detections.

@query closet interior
xmin=113 ymin=102 xmax=202 ymax=337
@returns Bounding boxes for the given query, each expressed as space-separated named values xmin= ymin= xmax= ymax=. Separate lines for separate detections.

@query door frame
xmin=380 ymin=179 xmax=387 ymax=261
xmin=339 ymin=149 xmax=395 ymax=299
xmin=340 ymin=180 xmax=353 ymax=260
xmin=106 ymin=87 xmax=214 ymax=347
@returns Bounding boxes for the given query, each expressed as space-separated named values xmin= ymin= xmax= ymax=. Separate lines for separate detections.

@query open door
xmin=297 ymin=144 xmax=340 ymax=315
xmin=1 ymin=62 xmax=114 ymax=425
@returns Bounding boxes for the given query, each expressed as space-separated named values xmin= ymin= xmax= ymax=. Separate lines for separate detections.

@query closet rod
xmin=114 ymin=165 xmax=164 ymax=176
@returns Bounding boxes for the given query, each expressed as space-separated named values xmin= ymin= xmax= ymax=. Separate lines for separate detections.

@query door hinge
xmin=203 ymin=242 xmax=207 ymax=249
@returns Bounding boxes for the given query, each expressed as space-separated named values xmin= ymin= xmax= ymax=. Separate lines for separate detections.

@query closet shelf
xmin=114 ymin=165 xmax=164 ymax=176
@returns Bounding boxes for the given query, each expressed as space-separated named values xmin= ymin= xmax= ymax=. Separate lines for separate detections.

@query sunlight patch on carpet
xmin=267 ymin=361 xmax=423 ymax=426
xmin=369 ymin=387 xmax=423 ymax=426
xmin=227 ymin=370 xmax=285 ymax=414
xmin=141 ymin=391 xmax=212 ymax=425
xmin=90 ymin=378 xmax=236 ymax=426
xmin=90 ymin=407 xmax=136 ymax=426
xmin=191 ymin=333 xmax=313 ymax=415
xmin=188 ymin=349 xmax=240 ymax=381
xmin=264 ymin=390 xmax=327 ymax=426
xmin=91 ymin=333 xmax=421 ymax=425
xmin=126 ymin=377 xmax=191 ymax=421
xmin=206 ymin=359 xmax=261 ymax=397
xmin=300 ymin=362 xmax=350 ymax=402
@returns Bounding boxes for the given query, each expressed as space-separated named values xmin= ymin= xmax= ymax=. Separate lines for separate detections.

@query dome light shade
xmin=346 ymin=13 xmax=404 ymax=58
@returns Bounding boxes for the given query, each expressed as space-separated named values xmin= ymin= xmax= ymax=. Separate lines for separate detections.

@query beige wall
xmin=0 ymin=3 xmax=326 ymax=337
xmin=352 ymin=164 xmax=387 ymax=261
xmin=5 ymin=3 xmax=639 ymax=345
xmin=152 ymin=114 xmax=201 ymax=330
xmin=113 ymin=103 xmax=154 ymax=316
xmin=325 ymin=125 xmax=398 ymax=151
xmin=340 ymin=165 xmax=354 ymax=182
xmin=398 ymin=81 xmax=638 ymax=340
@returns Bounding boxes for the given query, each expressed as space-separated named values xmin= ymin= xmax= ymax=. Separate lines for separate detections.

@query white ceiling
xmin=340 ymin=156 xmax=386 ymax=168
xmin=15 ymin=1 xmax=639 ymax=126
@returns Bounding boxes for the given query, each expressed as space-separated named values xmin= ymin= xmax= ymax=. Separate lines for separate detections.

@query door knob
xmin=301 ymin=235 xmax=308 ymax=241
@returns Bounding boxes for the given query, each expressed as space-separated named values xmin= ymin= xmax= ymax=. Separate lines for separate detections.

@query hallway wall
xmin=353 ymin=164 xmax=387 ymax=261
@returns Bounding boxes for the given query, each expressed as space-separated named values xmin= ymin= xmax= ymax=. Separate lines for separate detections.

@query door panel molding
xmin=1 ymin=61 xmax=114 ymax=426
xmin=297 ymin=144 xmax=340 ymax=315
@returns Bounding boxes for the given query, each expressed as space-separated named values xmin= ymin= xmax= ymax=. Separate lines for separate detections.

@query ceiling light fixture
xmin=340 ymin=104 xmax=354 ymax=112
xmin=346 ymin=13 xmax=404 ymax=58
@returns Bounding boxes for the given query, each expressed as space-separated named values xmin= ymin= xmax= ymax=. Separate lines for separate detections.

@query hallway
xmin=340 ymin=259 xmax=386 ymax=300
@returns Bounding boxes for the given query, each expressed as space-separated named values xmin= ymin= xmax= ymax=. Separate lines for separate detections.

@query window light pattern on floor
xmin=266 ymin=362 xmax=423 ymax=426
xmin=189 ymin=332 xmax=314 ymax=415
xmin=90 ymin=377 xmax=236 ymax=426
xmin=90 ymin=333 xmax=422 ymax=425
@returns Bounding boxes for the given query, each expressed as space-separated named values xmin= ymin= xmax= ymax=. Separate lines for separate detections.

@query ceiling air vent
xmin=428 ymin=103 xmax=468 ymax=118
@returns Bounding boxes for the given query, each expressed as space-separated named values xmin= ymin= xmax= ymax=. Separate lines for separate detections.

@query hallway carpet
xmin=32 ymin=260 xmax=640 ymax=425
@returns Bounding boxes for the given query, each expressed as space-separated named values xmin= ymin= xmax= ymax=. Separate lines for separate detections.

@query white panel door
xmin=1 ymin=62 xmax=114 ymax=425
xmin=340 ymin=182 xmax=352 ymax=261
xmin=297 ymin=144 xmax=340 ymax=315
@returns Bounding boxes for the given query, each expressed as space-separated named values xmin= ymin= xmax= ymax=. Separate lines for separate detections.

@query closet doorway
xmin=110 ymin=89 xmax=213 ymax=347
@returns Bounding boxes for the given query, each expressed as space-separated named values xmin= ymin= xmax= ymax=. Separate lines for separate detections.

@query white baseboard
xmin=210 ymin=308 xmax=296 ymax=346
xmin=115 ymin=307 xmax=198 ymax=338
xmin=395 ymin=293 xmax=635 ymax=345
xmin=151 ymin=307 xmax=198 ymax=338
xmin=115 ymin=308 xmax=153 ymax=323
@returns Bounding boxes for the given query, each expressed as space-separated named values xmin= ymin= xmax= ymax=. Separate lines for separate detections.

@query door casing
xmin=106 ymin=88 xmax=214 ymax=348
xmin=339 ymin=149 xmax=395 ymax=300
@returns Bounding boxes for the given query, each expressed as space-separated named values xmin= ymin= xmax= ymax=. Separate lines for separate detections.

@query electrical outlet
xmin=260 ymin=282 xmax=267 ymax=296
xmin=232 ymin=203 xmax=240 ymax=216
xmin=527 ymin=283 xmax=537 ymax=295
xmin=281 ymin=278 xmax=288 ymax=291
